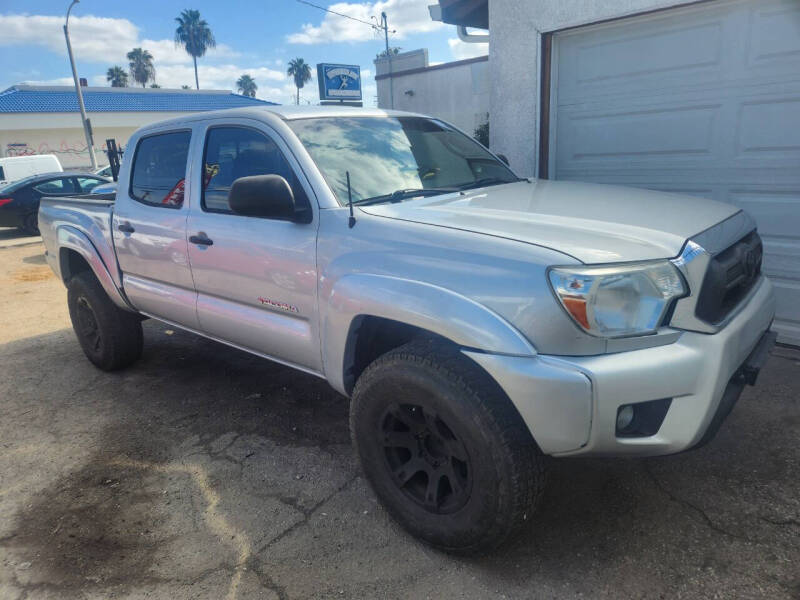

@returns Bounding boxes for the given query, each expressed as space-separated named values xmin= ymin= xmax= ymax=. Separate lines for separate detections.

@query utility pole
xmin=64 ymin=0 xmax=98 ymax=170
xmin=380 ymin=12 xmax=394 ymax=109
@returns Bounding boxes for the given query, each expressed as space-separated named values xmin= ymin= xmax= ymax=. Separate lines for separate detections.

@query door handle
xmin=118 ymin=221 xmax=135 ymax=234
xmin=189 ymin=233 xmax=213 ymax=246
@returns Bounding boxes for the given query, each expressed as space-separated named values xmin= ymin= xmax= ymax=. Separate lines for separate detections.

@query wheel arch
xmin=321 ymin=274 xmax=536 ymax=395
xmin=57 ymin=226 xmax=134 ymax=312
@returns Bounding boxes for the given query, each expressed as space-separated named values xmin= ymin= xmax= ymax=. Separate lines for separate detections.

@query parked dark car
xmin=0 ymin=171 xmax=110 ymax=234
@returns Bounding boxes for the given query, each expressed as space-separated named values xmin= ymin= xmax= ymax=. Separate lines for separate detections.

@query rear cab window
xmin=130 ymin=131 xmax=191 ymax=208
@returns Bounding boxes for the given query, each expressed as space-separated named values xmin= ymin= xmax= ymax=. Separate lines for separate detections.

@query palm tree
xmin=174 ymin=9 xmax=216 ymax=90
xmin=127 ymin=48 xmax=156 ymax=88
xmin=106 ymin=66 xmax=128 ymax=87
xmin=236 ymin=74 xmax=257 ymax=98
xmin=287 ymin=58 xmax=312 ymax=106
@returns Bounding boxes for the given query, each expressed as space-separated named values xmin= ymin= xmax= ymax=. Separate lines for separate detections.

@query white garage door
xmin=549 ymin=0 xmax=800 ymax=345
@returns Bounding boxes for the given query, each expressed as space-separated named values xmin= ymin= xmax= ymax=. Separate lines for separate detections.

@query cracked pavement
xmin=1 ymin=240 xmax=798 ymax=599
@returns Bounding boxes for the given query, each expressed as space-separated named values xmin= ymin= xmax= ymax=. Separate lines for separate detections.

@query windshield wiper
xmin=353 ymin=187 xmax=458 ymax=206
xmin=456 ymin=177 xmax=522 ymax=191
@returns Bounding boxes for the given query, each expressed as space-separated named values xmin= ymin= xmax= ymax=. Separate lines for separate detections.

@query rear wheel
xmin=350 ymin=339 xmax=547 ymax=554
xmin=22 ymin=212 xmax=39 ymax=235
xmin=67 ymin=272 xmax=143 ymax=370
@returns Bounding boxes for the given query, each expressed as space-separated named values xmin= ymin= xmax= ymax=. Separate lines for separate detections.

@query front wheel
xmin=67 ymin=272 xmax=143 ymax=371
xmin=350 ymin=339 xmax=547 ymax=554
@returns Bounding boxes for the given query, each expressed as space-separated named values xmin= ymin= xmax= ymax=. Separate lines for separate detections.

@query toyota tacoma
xmin=39 ymin=106 xmax=776 ymax=553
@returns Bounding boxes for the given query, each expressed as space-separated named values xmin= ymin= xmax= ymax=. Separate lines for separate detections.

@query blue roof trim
xmin=0 ymin=86 xmax=277 ymax=113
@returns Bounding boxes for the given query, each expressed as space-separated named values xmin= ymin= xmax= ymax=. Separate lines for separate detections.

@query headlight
xmin=548 ymin=261 xmax=686 ymax=338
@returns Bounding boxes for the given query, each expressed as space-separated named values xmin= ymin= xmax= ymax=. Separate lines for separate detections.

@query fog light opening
xmin=615 ymin=398 xmax=672 ymax=438
xmin=616 ymin=405 xmax=635 ymax=433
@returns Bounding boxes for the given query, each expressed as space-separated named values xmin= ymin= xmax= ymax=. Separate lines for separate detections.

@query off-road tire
xmin=67 ymin=271 xmax=143 ymax=371
xmin=350 ymin=339 xmax=547 ymax=554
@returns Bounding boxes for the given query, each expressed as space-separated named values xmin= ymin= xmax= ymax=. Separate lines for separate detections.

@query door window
xmin=76 ymin=177 xmax=105 ymax=193
xmin=130 ymin=131 xmax=191 ymax=208
xmin=33 ymin=177 xmax=76 ymax=195
xmin=202 ymin=126 xmax=309 ymax=216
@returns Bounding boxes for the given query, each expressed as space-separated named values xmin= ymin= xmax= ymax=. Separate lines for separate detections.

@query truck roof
xmin=134 ymin=105 xmax=428 ymax=133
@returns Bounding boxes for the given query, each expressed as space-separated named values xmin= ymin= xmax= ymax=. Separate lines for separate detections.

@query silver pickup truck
xmin=40 ymin=106 xmax=776 ymax=553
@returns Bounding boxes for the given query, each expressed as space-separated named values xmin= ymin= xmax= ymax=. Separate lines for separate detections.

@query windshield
xmin=288 ymin=116 xmax=518 ymax=205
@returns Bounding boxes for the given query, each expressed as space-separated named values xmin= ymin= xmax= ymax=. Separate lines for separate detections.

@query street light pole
xmin=64 ymin=0 xmax=98 ymax=170
xmin=380 ymin=12 xmax=394 ymax=109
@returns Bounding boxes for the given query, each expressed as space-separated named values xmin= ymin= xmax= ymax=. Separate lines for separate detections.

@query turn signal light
xmin=562 ymin=297 xmax=589 ymax=329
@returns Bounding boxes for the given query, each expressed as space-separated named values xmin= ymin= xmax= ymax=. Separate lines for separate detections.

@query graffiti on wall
xmin=5 ymin=140 xmax=94 ymax=157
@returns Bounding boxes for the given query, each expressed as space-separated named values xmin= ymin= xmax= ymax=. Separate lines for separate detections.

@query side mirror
xmin=228 ymin=174 xmax=296 ymax=220
xmin=496 ymin=153 xmax=510 ymax=166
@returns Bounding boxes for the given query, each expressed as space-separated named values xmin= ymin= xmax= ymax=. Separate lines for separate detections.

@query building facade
xmin=432 ymin=0 xmax=800 ymax=345
xmin=0 ymin=85 xmax=275 ymax=169
xmin=375 ymin=49 xmax=489 ymax=136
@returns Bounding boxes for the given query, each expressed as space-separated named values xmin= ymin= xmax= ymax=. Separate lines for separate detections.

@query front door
xmin=186 ymin=121 xmax=321 ymax=372
xmin=112 ymin=128 xmax=199 ymax=329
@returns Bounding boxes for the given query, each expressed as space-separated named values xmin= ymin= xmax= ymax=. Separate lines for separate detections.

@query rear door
xmin=185 ymin=119 xmax=321 ymax=372
xmin=112 ymin=127 xmax=199 ymax=329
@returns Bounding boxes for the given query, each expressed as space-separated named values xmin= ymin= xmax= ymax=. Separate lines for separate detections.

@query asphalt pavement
xmin=1 ymin=238 xmax=798 ymax=599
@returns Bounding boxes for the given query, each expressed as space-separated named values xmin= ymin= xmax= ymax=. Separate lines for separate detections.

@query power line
xmin=294 ymin=0 xmax=380 ymax=30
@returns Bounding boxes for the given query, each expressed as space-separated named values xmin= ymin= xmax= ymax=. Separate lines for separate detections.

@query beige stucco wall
xmin=0 ymin=111 xmax=189 ymax=169
xmin=375 ymin=51 xmax=490 ymax=137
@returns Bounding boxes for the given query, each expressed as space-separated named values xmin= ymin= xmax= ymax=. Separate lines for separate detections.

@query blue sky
xmin=0 ymin=0 xmax=487 ymax=106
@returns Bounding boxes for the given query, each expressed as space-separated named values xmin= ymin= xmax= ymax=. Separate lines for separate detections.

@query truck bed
xmin=38 ymin=194 xmax=119 ymax=290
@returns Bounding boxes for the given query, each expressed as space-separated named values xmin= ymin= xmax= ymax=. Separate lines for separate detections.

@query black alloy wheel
xmin=380 ymin=402 xmax=472 ymax=514
xmin=75 ymin=295 xmax=103 ymax=356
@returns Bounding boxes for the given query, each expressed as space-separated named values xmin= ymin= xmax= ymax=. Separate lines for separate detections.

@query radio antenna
xmin=346 ymin=171 xmax=356 ymax=228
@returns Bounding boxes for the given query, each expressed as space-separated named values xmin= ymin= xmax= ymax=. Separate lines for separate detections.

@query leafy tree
xmin=287 ymin=57 xmax=312 ymax=106
xmin=474 ymin=117 xmax=489 ymax=147
xmin=175 ymin=9 xmax=216 ymax=90
xmin=127 ymin=48 xmax=156 ymax=88
xmin=376 ymin=47 xmax=401 ymax=59
xmin=150 ymin=83 xmax=161 ymax=88
xmin=236 ymin=74 xmax=257 ymax=98
xmin=106 ymin=66 xmax=128 ymax=87
xmin=181 ymin=85 xmax=191 ymax=90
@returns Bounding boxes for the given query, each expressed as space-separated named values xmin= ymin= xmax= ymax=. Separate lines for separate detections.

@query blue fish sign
xmin=317 ymin=63 xmax=362 ymax=102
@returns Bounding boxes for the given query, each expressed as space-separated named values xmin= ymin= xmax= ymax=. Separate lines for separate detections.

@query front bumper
xmin=465 ymin=276 xmax=776 ymax=457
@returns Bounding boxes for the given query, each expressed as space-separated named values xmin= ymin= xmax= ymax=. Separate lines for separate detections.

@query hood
xmin=358 ymin=179 xmax=740 ymax=263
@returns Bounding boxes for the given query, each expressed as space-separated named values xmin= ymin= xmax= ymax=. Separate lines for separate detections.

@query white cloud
xmin=288 ymin=0 xmax=443 ymax=45
xmin=154 ymin=64 xmax=287 ymax=94
xmin=0 ymin=14 xmax=139 ymax=59
xmin=0 ymin=14 xmax=238 ymax=66
xmin=19 ymin=77 xmax=76 ymax=86
xmin=448 ymin=37 xmax=488 ymax=61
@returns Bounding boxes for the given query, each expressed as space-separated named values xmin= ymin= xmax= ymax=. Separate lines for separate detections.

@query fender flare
xmin=321 ymin=273 xmax=536 ymax=394
xmin=57 ymin=225 xmax=134 ymax=312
